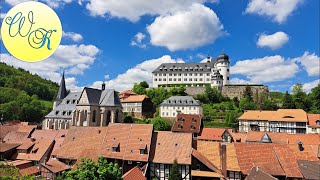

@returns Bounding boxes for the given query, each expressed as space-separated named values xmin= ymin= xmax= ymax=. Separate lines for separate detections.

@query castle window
xmin=66 ymin=100 xmax=70 ymax=104
xmin=154 ymin=78 xmax=157 ymax=81
xmin=62 ymin=111 xmax=66 ymax=115
xmin=55 ymin=111 xmax=59 ymax=115
xmin=227 ymin=69 xmax=229 ymax=72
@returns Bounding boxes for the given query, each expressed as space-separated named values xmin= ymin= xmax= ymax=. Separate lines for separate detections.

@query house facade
xmin=121 ymin=93 xmax=155 ymax=118
xmin=306 ymin=114 xmax=320 ymax=134
xmin=160 ymin=96 xmax=203 ymax=119
xmin=152 ymin=53 xmax=230 ymax=88
xmin=238 ymin=109 xmax=308 ymax=134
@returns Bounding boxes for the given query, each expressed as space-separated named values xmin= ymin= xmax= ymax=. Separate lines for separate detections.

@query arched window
xmin=106 ymin=111 xmax=111 ymax=125
xmin=115 ymin=110 xmax=119 ymax=122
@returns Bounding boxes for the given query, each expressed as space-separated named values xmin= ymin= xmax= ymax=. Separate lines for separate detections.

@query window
xmin=128 ymin=161 xmax=132 ymax=164
xmin=192 ymin=118 xmax=197 ymax=123
xmin=178 ymin=124 xmax=183 ymax=129
xmin=227 ymin=77 xmax=230 ymax=80
xmin=316 ymin=120 xmax=320 ymax=125
xmin=112 ymin=147 xmax=117 ymax=152
xmin=154 ymin=74 xmax=157 ymax=76
xmin=163 ymin=78 xmax=166 ymax=81
xmin=227 ymin=69 xmax=229 ymax=72
xmin=178 ymin=117 xmax=185 ymax=122
xmin=189 ymin=78 xmax=192 ymax=81
xmin=154 ymin=78 xmax=157 ymax=81
xmin=191 ymin=125 xmax=196 ymax=130
xmin=312 ymin=128 xmax=316 ymax=132
xmin=173 ymin=112 xmax=175 ymax=116
xmin=140 ymin=149 xmax=145 ymax=155
xmin=55 ymin=111 xmax=59 ymax=115
xmin=66 ymin=100 xmax=70 ymax=104
xmin=174 ymin=74 xmax=177 ymax=76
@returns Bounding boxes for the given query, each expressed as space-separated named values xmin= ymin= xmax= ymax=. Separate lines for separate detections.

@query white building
xmin=238 ymin=109 xmax=308 ymax=134
xmin=152 ymin=53 xmax=230 ymax=89
xmin=159 ymin=96 xmax=203 ymax=119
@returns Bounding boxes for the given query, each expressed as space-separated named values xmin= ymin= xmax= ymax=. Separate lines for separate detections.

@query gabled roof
xmin=149 ymin=131 xmax=192 ymax=165
xmin=297 ymin=160 xmax=320 ymax=180
xmin=122 ymin=166 xmax=146 ymax=180
xmin=171 ymin=114 xmax=202 ymax=133
xmin=14 ymin=138 xmax=54 ymax=161
xmin=0 ymin=143 xmax=20 ymax=153
xmin=307 ymin=114 xmax=320 ymax=127
xmin=121 ymin=95 xmax=148 ymax=103
xmin=197 ymin=128 xmax=229 ymax=141
xmin=245 ymin=166 xmax=277 ymax=180
xmin=42 ymin=159 xmax=70 ymax=173
xmin=152 ymin=61 xmax=216 ymax=73
xmin=99 ymin=89 xmax=122 ymax=106
xmin=238 ymin=109 xmax=308 ymax=122
xmin=192 ymin=149 xmax=221 ymax=173
xmin=46 ymin=92 xmax=81 ymax=118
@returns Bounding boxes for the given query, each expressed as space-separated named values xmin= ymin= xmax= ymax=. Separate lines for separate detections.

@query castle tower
xmin=211 ymin=68 xmax=223 ymax=91
xmin=215 ymin=52 xmax=230 ymax=85
xmin=53 ymin=72 xmax=68 ymax=108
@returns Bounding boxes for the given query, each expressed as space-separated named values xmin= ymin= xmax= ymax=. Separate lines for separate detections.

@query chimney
xmin=298 ymin=141 xmax=304 ymax=151
xmin=220 ymin=143 xmax=227 ymax=178
xmin=102 ymin=82 xmax=106 ymax=90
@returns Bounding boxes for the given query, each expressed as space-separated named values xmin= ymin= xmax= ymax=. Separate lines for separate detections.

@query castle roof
xmin=152 ymin=62 xmax=216 ymax=73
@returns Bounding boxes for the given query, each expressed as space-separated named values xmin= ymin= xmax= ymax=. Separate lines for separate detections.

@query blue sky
xmin=0 ymin=0 xmax=319 ymax=93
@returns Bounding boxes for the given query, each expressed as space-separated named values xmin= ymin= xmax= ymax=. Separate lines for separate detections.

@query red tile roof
xmin=238 ymin=109 xmax=308 ymax=122
xmin=171 ymin=114 xmax=202 ymax=133
xmin=122 ymin=166 xmax=146 ymax=180
xmin=307 ymin=114 xmax=320 ymax=127
xmin=197 ymin=128 xmax=228 ymax=141
xmin=0 ymin=143 xmax=20 ymax=152
xmin=149 ymin=131 xmax=192 ymax=165
xmin=191 ymin=149 xmax=221 ymax=174
xmin=42 ymin=159 xmax=70 ymax=173
xmin=121 ymin=95 xmax=148 ymax=103
xmin=245 ymin=166 xmax=277 ymax=180
xmin=14 ymin=138 xmax=54 ymax=161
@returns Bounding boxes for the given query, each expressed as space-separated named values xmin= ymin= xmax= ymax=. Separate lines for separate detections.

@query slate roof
xmin=171 ymin=114 xmax=202 ymax=133
xmin=45 ymin=92 xmax=81 ymax=118
xmin=297 ymin=160 xmax=320 ymax=180
xmin=56 ymin=72 xmax=68 ymax=100
xmin=160 ymin=96 xmax=200 ymax=106
xmin=238 ymin=109 xmax=308 ymax=122
xmin=149 ymin=131 xmax=192 ymax=165
xmin=152 ymin=61 xmax=216 ymax=73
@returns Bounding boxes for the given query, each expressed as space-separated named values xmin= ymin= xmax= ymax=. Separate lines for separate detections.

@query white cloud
xmin=62 ymin=31 xmax=83 ymax=42
xmin=302 ymin=79 xmax=320 ymax=92
xmin=0 ymin=44 xmax=100 ymax=91
xmin=84 ymin=0 xmax=213 ymax=22
xmin=293 ymin=52 xmax=320 ymax=77
xmin=104 ymin=75 xmax=110 ymax=80
xmin=0 ymin=13 xmax=5 ymax=19
xmin=230 ymin=78 xmax=251 ymax=84
xmin=94 ymin=55 xmax=184 ymax=91
xmin=4 ymin=0 xmax=73 ymax=8
xmin=231 ymin=55 xmax=299 ymax=84
xmin=257 ymin=32 xmax=289 ymax=50
xmin=130 ymin=32 xmax=146 ymax=48
xmin=245 ymin=0 xmax=303 ymax=24
xmin=147 ymin=4 xmax=224 ymax=51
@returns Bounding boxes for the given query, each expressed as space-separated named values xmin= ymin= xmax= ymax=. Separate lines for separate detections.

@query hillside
xmin=0 ymin=62 xmax=59 ymax=122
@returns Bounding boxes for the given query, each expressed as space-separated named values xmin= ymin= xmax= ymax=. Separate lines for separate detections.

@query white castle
xmin=152 ymin=52 xmax=230 ymax=90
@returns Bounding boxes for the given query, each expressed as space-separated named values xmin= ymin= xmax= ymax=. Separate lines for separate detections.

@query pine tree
xmin=169 ymin=159 xmax=182 ymax=180
xmin=282 ymin=91 xmax=295 ymax=109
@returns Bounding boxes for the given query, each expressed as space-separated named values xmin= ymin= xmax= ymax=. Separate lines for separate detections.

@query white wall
xmin=160 ymin=105 xmax=203 ymax=118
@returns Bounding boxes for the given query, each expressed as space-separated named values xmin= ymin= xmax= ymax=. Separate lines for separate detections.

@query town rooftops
xmin=171 ymin=114 xmax=202 ymax=133
xmin=149 ymin=131 xmax=192 ymax=165
xmin=121 ymin=95 xmax=149 ymax=103
xmin=119 ymin=90 xmax=138 ymax=99
xmin=57 ymin=124 xmax=153 ymax=162
xmin=42 ymin=159 xmax=70 ymax=173
xmin=0 ymin=143 xmax=20 ymax=153
xmin=238 ymin=109 xmax=308 ymax=122
xmin=13 ymin=138 xmax=54 ymax=161
xmin=78 ymin=87 xmax=122 ymax=107
xmin=307 ymin=114 xmax=320 ymax=127
xmin=297 ymin=160 xmax=320 ymax=180
xmin=160 ymin=96 xmax=200 ymax=106
xmin=152 ymin=61 xmax=216 ymax=73
xmin=245 ymin=166 xmax=277 ymax=180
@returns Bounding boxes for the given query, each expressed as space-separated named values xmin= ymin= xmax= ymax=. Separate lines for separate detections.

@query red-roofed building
xmin=197 ymin=128 xmax=232 ymax=142
xmin=119 ymin=90 xmax=138 ymax=99
xmin=307 ymin=114 xmax=320 ymax=134
xmin=171 ymin=114 xmax=202 ymax=138
xmin=122 ymin=166 xmax=146 ymax=180
xmin=41 ymin=159 xmax=70 ymax=179
xmin=121 ymin=94 xmax=155 ymax=118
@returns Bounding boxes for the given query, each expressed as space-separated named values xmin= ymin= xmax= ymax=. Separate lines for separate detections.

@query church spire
xmin=56 ymin=71 xmax=68 ymax=100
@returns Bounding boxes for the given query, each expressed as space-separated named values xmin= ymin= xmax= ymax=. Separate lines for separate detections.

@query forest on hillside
xmin=0 ymin=63 xmax=59 ymax=122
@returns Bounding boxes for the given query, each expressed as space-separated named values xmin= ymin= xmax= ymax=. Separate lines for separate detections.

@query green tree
xmin=282 ymin=91 xmax=295 ymax=109
xmin=0 ymin=163 xmax=34 ymax=180
xmin=309 ymin=84 xmax=320 ymax=113
xmin=292 ymin=83 xmax=309 ymax=110
xmin=132 ymin=81 xmax=149 ymax=95
xmin=150 ymin=117 xmax=172 ymax=131
xmin=63 ymin=157 xmax=122 ymax=180
xmin=146 ymin=88 xmax=170 ymax=107
xmin=239 ymin=97 xmax=257 ymax=110
xmin=243 ymin=86 xmax=253 ymax=101
xmin=261 ymin=99 xmax=278 ymax=110
xmin=168 ymin=159 xmax=182 ymax=180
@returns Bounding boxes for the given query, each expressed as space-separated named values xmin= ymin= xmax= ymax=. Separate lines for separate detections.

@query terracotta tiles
xmin=191 ymin=149 xmax=221 ymax=173
xmin=196 ymin=141 xmax=240 ymax=171
xmin=14 ymin=138 xmax=54 ymax=161
xmin=0 ymin=143 xmax=20 ymax=152
xmin=298 ymin=160 xmax=320 ymax=180
xmin=3 ymin=131 xmax=30 ymax=144
xmin=245 ymin=166 xmax=277 ymax=180
xmin=307 ymin=114 xmax=320 ymax=127
xmin=238 ymin=109 xmax=308 ymax=122
xmin=122 ymin=166 xmax=146 ymax=180
xmin=171 ymin=114 xmax=202 ymax=133
xmin=42 ymin=159 xmax=70 ymax=173
xmin=0 ymin=125 xmax=19 ymax=141
xmin=121 ymin=95 xmax=148 ymax=103
xmin=287 ymin=134 xmax=320 ymax=145
xmin=149 ymin=131 xmax=192 ymax=165
xmin=245 ymin=131 xmax=288 ymax=144
xmin=288 ymin=144 xmax=319 ymax=161
xmin=234 ymin=143 xmax=285 ymax=176
xmin=197 ymin=128 xmax=227 ymax=141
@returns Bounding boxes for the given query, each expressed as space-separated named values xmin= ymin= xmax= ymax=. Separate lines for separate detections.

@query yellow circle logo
xmin=1 ymin=1 xmax=62 ymax=62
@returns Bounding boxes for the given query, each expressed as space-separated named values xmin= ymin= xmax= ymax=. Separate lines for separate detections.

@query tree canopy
xmin=168 ymin=159 xmax=182 ymax=180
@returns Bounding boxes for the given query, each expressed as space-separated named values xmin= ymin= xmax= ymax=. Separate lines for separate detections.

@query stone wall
xmin=185 ymin=87 xmax=206 ymax=96
xmin=221 ymin=85 xmax=269 ymax=101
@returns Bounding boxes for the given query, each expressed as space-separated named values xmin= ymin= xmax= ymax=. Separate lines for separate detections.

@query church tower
xmin=53 ymin=72 xmax=68 ymax=108
xmin=215 ymin=52 xmax=230 ymax=85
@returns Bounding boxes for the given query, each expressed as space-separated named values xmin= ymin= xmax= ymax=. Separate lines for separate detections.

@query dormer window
xmin=66 ymin=100 xmax=70 ymax=104
xmin=192 ymin=118 xmax=197 ymax=123
xmin=190 ymin=125 xmax=196 ymax=130
xmin=112 ymin=141 xmax=120 ymax=153
xmin=178 ymin=124 xmax=183 ymax=129
xmin=316 ymin=120 xmax=320 ymax=126
xmin=55 ymin=111 xmax=59 ymax=115
xmin=139 ymin=144 xmax=147 ymax=155
xmin=178 ymin=117 xmax=185 ymax=122
xmin=32 ymin=148 xmax=39 ymax=154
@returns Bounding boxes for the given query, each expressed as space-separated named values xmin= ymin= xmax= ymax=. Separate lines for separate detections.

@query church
xmin=43 ymin=73 xmax=124 ymax=130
